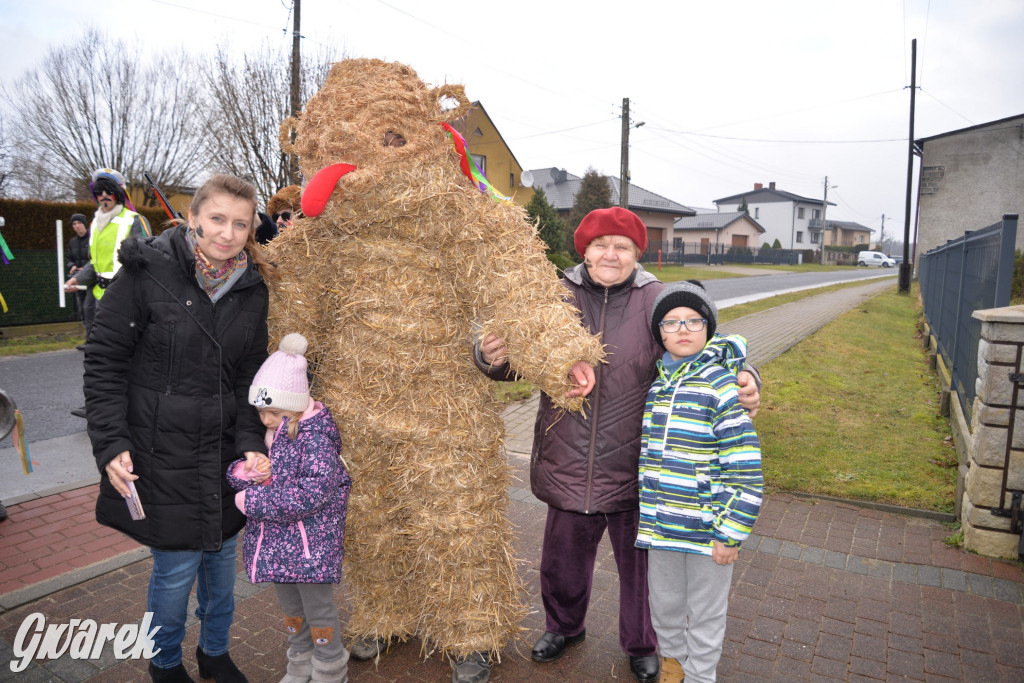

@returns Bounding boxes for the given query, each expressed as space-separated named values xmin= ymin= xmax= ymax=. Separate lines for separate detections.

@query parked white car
xmin=857 ymin=251 xmax=896 ymax=268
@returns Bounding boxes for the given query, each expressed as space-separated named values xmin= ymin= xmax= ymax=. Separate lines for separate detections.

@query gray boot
xmin=311 ymin=650 xmax=349 ymax=683
xmin=347 ymin=635 xmax=391 ymax=661
xmin=452 ymin=651 xmax=490 ymax=683
xmin=278 ymin=648 xmax=313 ymax=683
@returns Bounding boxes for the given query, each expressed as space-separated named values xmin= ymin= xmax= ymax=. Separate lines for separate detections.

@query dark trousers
xmin=75 ymin=289 xmax=96 ymax=339
xmin=539 ymin=505 xmax=657 ymax=656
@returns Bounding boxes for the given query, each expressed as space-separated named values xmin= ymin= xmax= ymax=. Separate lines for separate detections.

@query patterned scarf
xmin=184 ymin=226 xmax=248 ymax=300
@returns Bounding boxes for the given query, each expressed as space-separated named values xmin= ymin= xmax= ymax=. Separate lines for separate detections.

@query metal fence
xmin=639 ymin=241 xmax=804 ymax=266
xmin=919 ymin=214 xmax=1018 ymax=423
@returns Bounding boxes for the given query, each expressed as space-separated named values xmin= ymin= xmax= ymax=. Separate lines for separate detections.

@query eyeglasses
xmin=658 ymin=318 xmax=707 ymax=333
xmin=96 ymin=189 xmax=115 ymax=197
xmin=274 ymin=211 xmax=292 ymax=222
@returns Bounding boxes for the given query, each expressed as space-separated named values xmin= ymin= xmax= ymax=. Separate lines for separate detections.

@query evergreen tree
xmin=772 ymin=238 xmax=782 ymax=249
xmin=738 ymin=197 xmax=749 ymax=213
xmin=525 ymin=187 xmax=566 ymax=253
xmin=566 ymin=168 xmax=613 ymax=251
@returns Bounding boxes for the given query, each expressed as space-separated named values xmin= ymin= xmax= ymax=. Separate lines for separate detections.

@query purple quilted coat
xmin=227 ymin=405 xmax=350 ymax=583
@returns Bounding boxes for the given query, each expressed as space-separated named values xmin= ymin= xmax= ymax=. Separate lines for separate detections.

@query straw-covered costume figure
xmin=265 ymin=58 xmax=605 ymax=682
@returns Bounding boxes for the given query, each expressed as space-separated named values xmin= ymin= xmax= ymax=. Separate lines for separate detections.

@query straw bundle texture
xmin=266 ymin=58 xmax=604 ymax=658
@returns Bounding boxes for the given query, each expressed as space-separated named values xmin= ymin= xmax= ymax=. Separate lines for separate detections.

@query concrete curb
xmin=0 ymin=547 xmax=150 ymax=612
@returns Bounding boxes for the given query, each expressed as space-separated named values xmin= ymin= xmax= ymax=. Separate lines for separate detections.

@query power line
xmin=509 ymin=118 xmax=619 ymax=141
xmin=919 ymin=89 xmax=975 ymax=126
xmin=644 ymin=126 xmax=905 ymax=144
xmin=148 ymin=0 xmax=282 ymax=32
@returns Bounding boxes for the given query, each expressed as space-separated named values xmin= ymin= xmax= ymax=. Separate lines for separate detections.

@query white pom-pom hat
xmin=249 ymin=333 xmax=310 ymax=412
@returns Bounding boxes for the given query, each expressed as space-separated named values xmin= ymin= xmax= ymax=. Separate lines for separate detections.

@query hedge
xmin=0 ymin=199 xmax=170 ymax=326
xmin=0 ymin=198 xmax=170 ymax=250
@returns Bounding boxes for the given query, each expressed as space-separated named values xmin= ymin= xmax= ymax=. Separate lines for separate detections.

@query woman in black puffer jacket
xmin=84 ymin=174 xmax=274 ymax=683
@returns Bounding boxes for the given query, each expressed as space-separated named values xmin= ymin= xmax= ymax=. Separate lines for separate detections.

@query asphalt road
xmin=0 ymin=267 xmax=897 ymax=503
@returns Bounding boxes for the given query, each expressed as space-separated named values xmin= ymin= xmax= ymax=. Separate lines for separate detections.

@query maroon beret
xmin=573 ymin=207 xmax=648 ymax=257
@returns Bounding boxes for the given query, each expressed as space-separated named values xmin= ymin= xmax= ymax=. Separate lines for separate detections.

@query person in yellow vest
xmin=65 ymin=168 xmax=151 ymax=418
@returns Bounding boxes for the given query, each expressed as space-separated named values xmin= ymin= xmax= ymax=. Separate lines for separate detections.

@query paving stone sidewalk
xmin=1 ymin=280 xmax=1022 ymax=682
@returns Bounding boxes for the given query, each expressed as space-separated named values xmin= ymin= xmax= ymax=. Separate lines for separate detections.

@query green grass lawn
xmin=0 ymin=331 xmax=84 ymax=356
xmin=754 ymin=285 xmax=956 ymax=512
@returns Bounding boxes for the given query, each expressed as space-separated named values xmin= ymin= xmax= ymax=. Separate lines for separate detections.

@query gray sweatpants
xmin=647 ymin=549 xmax=734 ymax=683
xmin=274 ymin=582 xmax=348 ymax=664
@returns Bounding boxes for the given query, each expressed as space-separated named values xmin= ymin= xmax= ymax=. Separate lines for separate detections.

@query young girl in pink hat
xmin=227 ymin=333 xmax=352 ymax=683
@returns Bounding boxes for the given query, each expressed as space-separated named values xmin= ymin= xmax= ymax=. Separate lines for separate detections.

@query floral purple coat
xmin=227 ymin=405 xmax=350 ymax=584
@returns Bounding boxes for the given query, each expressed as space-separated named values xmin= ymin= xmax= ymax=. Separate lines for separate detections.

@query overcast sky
xmin=3 ymin=0 xmax=1023 ymax=238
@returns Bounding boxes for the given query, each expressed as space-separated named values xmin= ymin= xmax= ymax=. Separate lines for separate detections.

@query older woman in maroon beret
xmin=478 ymin=207 xmax=760 ymax=683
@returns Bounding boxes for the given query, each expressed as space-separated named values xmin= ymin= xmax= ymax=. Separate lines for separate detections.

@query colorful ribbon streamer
xmin=0 ymin=227 xmax=13 ymax=265
xmin=13 ymin=409 xmax=33 ymax=474
xmin=439 ymin=122 xmax=512 ymax=204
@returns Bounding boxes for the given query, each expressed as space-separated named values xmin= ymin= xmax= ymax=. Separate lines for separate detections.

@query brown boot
xmin=659 ymin=656 xmax=684 ymax=683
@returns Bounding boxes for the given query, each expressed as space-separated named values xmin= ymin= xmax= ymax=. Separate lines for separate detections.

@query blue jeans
xmin=147 ymin=534 xmax=238 ymax=670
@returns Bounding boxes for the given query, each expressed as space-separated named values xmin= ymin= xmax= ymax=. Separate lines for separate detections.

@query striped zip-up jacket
xmin=635 ymin=334 xmax=762 ymax=555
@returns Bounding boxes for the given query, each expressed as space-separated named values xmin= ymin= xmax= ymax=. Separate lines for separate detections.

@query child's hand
xmin=712 ymin=540 xmax=739 ymax=566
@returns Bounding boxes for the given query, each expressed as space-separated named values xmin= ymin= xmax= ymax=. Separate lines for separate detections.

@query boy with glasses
xmin=636 ymin=280 xmax=763 ymax=683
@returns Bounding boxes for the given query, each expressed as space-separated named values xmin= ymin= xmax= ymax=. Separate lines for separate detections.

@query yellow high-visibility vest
xmin=88 ymin=209 xmax=137 ymax=300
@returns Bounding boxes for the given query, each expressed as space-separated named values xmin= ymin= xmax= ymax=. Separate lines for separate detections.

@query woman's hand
xmin=104 ymin=451 xmax=138 ymax=497
xmin=64 ymin=277 xmax=80 ymax=293
xmin=243 ymin=451 xmax=271 ymax=484
xmin=565 ymin=361 xmax=596 ymax=398
xmin=736 ymin=370 xmax=760 ymax=417
xmin=712 ymin=540 xmax=739 ymax=566
xmin=480 ymin=333 xmax=508 ymax=367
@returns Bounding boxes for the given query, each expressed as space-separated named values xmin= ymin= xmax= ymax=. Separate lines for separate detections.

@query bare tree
xmin=3 ymin=28 xmax=211 ymax=199
xmin=0 ymin=113 xmax=12 ymax=198
xmin=203 ymin=42 xmax=337 ymax=203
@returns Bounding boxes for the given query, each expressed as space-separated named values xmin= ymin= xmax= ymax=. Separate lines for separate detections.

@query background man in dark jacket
xmin=66 ymin=213 xmax=94 ymax=344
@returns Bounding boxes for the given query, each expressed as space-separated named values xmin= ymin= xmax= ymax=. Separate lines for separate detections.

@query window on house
xmin=510 ymin=173 xmax=515 ymax=188
xmin=471 ymin=154 xmax=486 ymax=174
xmin=796 ymin=231 xmax=804 ymax=243
xmin=673 ymin=238 xmax=683 ymax=248
xmin=754 ymin=208 xmax=759 ymax=219
xmin=811 ymin=232 xmax=819 ymax=244
xmin=812 ymin=209 xmax=821 ymax=220
xmin=797 ymin=207 xmax=805 ymax=219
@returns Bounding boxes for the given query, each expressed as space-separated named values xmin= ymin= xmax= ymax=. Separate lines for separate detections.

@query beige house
xmin=526 ymin=167 xmax=694 ymax=255
xmin=819 ymin=219 xmax=873 ymax=248
xmin=671 ymin=211 xmax=766 ymax=254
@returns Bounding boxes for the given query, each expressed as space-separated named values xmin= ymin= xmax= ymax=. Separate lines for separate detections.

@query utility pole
xmin=287 ymin=0 xmax=302 ymax=185
xmin=879 ymin=214 xmax=886 ymax=251
xmin=819 ymin=176 xmax=833 ymax=265
xmin=899 ymin=38 xmax=917 ymax=293
xmin=620 ymin=98 xmax=630 ymax=209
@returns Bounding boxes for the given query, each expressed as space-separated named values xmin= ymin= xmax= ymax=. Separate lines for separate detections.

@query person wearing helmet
xmin=65 ymin=168 xmax=151 ymax=418
xmin=64 ymin=168 xmax=152 ymax=306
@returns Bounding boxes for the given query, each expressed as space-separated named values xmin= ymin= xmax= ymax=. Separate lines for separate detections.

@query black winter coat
xmin=67 ymin=234 xmax=90 ymax=274
xmin=84 ymin=226 xmax=270 ymax=551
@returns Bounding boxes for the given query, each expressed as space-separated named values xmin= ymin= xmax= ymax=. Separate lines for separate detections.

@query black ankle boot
xmin=195 ymin=646 xmax=248 ymax=683
xmin=149 ymin=661 xmax=195 ymax=682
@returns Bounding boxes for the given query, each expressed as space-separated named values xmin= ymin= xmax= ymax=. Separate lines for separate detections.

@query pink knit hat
xmin=249 ymin=333 xmax=310 ymax=412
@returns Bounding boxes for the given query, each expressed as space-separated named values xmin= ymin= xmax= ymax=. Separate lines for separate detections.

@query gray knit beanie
xmin=650 ymin=280 xmax=718 ymax=350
